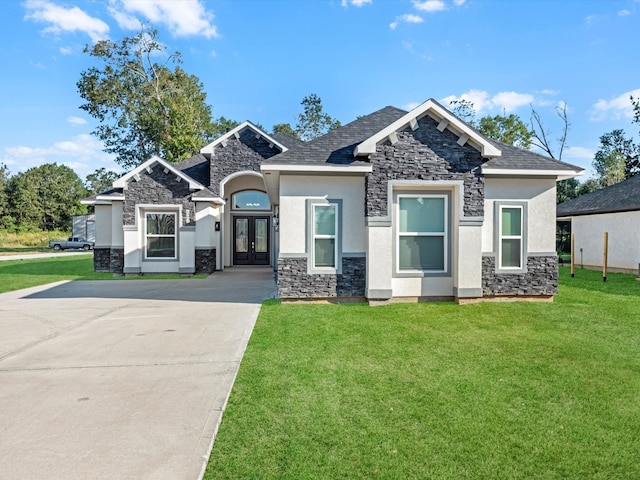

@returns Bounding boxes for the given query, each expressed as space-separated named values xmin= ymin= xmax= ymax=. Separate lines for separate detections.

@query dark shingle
xmin=175 ymin=153 xmax=210 ymax=186
xmin=263 ymin=106 xmax=408 ymax=165
xmin=557 ymin=174 xmax=640 ymax=216
xmin=270 ymin=131 xmax=306 ymax=150
xmin=484 ymin=140 xmax=581 ymax=172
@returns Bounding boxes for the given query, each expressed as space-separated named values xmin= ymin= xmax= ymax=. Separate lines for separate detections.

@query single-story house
xmin=82 ymin=99 xmax=583 ymax=303
xmin=557 ymin=174 xmax=640 ymax=273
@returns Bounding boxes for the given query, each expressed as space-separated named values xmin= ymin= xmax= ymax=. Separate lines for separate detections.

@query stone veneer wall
xmin=209 ymin=129 xmax=281 ymax=196
xmin=365 ymin=116 xmax=484 ymax=218
xmin=278 ymin=256 xmax=366 ymax=298
xmin=93 ymin=247 xmax=124 ymax=274
xmin=482 ymin=255 xmax=558 ymax=296
xmin=123 ymin=169 xmax=195 ymax=227
xmin=195 ymin=248 xmax=216 ymax=274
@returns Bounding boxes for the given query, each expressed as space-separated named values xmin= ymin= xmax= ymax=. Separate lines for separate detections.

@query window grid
xmin=145 ymin=212 xmax=177 ymax=259
xmin=312 ymin=203 xmax=338 ymax=269
xmin=396 ymin=194 xmax=448 ymax=273
xmin=499 ymin=205 xmax=523 ymax=269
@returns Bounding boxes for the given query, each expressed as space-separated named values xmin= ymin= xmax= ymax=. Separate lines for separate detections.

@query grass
xmin=0 ymin=229 xmax=71 ymax=256
xmin=0 ymin=255 xmax=206 ymax=294
xmin=205 ymin=267 xmax=640 ymax=479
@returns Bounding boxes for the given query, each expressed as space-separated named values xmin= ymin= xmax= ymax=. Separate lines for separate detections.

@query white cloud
xmin=413 ymin=0 xmax=446 ymax=12
xmin=210 ymin=50 xmax=217 ymax=58
xmin=453 ymin=0 xmax=466 ymax=5
xmin=59 ymin=46 xmax=73 ymax=55
xmin=1 ymin=134 xmax=117 ymax=177
xmin=24 ymin=0 xmax=110 ymax=43
xmin=591 ymin=88 xmax=640 ymax=121
xmin=442 ymin=89 xmax=542 ymax=114
xmin=564 ymin=146 xmax=595 ymax=159
xmin=404 ymin=102 xmax=421 ymax=111
xmin=67 ymin=116 xmax=87 ymax=126
xmin=390 ymin=13 xmax=423 ymax=29
xmin=341 ymin=0 xmax=373 ymax=6
xmin=584 ymin=14 xmax=598 ymax=24
xmin=492 ymin=91 xmax=535 ymax=112
xmin=111 ymin=0 xmax=219 ymax=38
xmin=618 ymin=9 xmax=631 ymax=16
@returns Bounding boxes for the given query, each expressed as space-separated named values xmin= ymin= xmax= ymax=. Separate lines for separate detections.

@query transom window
xmin=232 ymin=190 xmax=270 ymax=210
xmin=146 ymin=212 xmax=176 ymax=258
xmin=397 ymin=194 xmax=447 ymax=272
xmin=499 ymin=206 xmax=523 ymax=269
xmin=312 ymin=204 xmax=338 ymax=269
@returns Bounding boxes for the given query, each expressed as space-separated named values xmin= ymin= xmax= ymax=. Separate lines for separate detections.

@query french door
xmin=233 ymin=216 xmax=270 ymax=265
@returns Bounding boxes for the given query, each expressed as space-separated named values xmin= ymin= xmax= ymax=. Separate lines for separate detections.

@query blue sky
xmin=1 ymin=0 xmax=639 ymax=181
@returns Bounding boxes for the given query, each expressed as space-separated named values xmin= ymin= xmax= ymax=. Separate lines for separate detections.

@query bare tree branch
xmin=529 ymin=103 xmax=570 ymax=160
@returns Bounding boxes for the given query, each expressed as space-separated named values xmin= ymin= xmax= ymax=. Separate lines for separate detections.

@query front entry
xmin=233 ymin=216 xmax=270 ymax=265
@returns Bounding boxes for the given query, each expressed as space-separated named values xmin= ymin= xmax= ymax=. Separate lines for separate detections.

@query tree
xmin=7 ymin=164 xmax=86 ymax=231
xmin=0 ymin=163 xmax=9 ymax=219
xmin=85 ymin=168 xmax=120 ymax=195
xmin=556 ymin=178 xmax=579 ymax=204
xmin=530 ymin=103 xmax=569 ymax=160
xmin=592 ymin=129 xmax=639 ymax=187
xmin=449 ymin=99 xmax=477 ymax=125
xmin=294 ymin=94 xmax=341 ymax=141
xmin=477 ymin=114 xmax=532 ymax=150
xmin=273 ymin=123 xmax=299 ymax=138
xmin=77 ymin=27 xmax=218 ymax=170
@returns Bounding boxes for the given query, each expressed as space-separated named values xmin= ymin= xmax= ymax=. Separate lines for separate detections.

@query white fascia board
xmin=95 ymin=194 xmax=125 ymax=201
xmin=200 ymin=121 xmax=288 ymax=155
xmin=354 ymin=98 xmax=502 ymax=158
xmin=482 ymin=167 xmax=585 ymax=180
xmin=260 ymin=164 xmax=372 ymax=174
xmin=261 ymin=170 xmax=280 ymax=206
xmin=113 ymin=156 xmax=205 ymax=191
xmin=193 ymin=196 xmax=225 ymax=205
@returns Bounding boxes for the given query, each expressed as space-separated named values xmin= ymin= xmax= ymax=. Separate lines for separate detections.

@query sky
xmin=1 ymin=0 xmax=639 ymax=182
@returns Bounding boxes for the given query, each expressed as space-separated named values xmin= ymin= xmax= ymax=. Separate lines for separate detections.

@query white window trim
xmin=396 ymin=193 xmax=448 ymax=275
xmin=312 ymin=202 xmax=339 ymax=270
xmin=498 ymin=205 xmax=524 ymax=270
xmin=145 ymin=211 xmax=178 ymax=260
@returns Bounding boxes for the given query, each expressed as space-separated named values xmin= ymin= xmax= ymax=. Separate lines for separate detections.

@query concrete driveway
xmin=0 ymin=268 xmax=276 ymax=480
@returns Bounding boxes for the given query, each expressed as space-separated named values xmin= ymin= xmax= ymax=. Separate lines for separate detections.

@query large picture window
xmin=146 ymin=212 xmax=176 ymax=258
xmin=312 ymin=204 xmax=338 ymax=269
xmin=397 ymin=194 xmax=447 ymax=272
xmin=499 ymin=206 xmax=523 ymax=269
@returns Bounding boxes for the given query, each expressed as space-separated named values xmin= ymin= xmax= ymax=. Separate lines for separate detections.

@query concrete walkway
xmin=0 ymin=267 xmax=276 ymax=480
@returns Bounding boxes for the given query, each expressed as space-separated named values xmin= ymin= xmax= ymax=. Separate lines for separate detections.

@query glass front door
xmin=233 ymin=216 xmax=270 ymax=265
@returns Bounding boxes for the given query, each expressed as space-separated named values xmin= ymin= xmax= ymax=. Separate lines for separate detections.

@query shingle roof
xmin=270 ymin=131 xmax=306 ymax=150
xmin=557 ymin=174 xmax=640 ymax=216
xmin=174 ymin=153 xmax=210 ymax=186
xmin=483 ymin=140 xmax=581 ymax=172
xmin=262 ymin=106 xmax=408 ymax=165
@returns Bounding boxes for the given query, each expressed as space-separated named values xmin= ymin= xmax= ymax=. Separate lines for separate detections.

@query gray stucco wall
xmin=482 ymin=255 xmax=558 ymax=296
xmin=365 ymin=115 xmax=484 ymax=218
xmin=209 ymin=129 xmax=281 ymax=196
xmin=278 ymin=256 xmax=366 ymax=299
xmin=123 ymin=169 xmax=195 ymax=226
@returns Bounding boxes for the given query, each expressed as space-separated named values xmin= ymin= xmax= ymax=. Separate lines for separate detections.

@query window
xmin=232 ymin=190 xmax=270 ymax=210
xmin=312 ymin=203 xmax=338 ymax=269
xmin=499 ymin=206 xmax=523 ymax=269
xmin=397 ymin=194 xmax=447 ymax=272
xmin=146 ymin=212 xmax=176 ymax=258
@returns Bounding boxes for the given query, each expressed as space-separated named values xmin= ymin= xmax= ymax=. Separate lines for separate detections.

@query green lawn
xmin=206 ymin=268 xmax=640 ymax=479
xmin=0 ymin=255 xmax=205 ymax=293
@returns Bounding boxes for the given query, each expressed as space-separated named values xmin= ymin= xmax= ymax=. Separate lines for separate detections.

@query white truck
xmin=48 ymin=237 xmax=94 ymax=251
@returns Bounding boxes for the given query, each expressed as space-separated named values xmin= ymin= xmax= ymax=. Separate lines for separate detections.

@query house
xmin=82 ymin=99 xmax=582 ymax=303
xmin=557 ymin=174 xmax=640 ymax=273
xmin=72 ymin=213 xmax=96 ymax=242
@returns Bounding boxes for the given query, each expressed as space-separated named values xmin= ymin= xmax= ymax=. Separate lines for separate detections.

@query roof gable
xmin=113 ymin=156 xmax=205 ymax=191
xmin=200 ymin=121 xmax=288 ymax=156
xmin=355 ymin=99 xmax=502 ymax=158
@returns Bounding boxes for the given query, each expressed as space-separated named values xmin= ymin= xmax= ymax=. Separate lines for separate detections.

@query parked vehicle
xmin=49 ymin=237 xmax=95 ymax=251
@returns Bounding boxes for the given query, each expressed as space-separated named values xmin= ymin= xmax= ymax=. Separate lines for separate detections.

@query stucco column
xmin=366 ymin=222 xmax=393 ymax=300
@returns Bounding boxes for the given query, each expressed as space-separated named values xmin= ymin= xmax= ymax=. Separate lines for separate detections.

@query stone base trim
xmin=195 ymin=248 xmax=216 ymax=275
xmin=93 ymin=247 xmax=124 ymax=274
xmin=482 ymin=255 xmax=558 ymax=296
xmin=278 ymin=256 xmax=366 ymax=299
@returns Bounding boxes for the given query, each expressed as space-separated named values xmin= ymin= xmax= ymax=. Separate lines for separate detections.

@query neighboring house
xmin=83 ymin=99 xmax=582 ymax=302
xmin=72 ymin=213 xmax=96 ymax=242
xmin=557 ymin=174 xmax=640 ymax=273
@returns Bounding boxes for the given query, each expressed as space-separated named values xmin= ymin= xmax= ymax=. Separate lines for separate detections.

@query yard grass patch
xmin=0 ymin=255 xmax=206 ymax=293
xmin=205 ymin=268 xmax=640 ymax=479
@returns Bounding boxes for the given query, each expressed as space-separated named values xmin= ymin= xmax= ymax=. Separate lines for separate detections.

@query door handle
xmin=251 ymin=241 xmax=255 ymax=251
